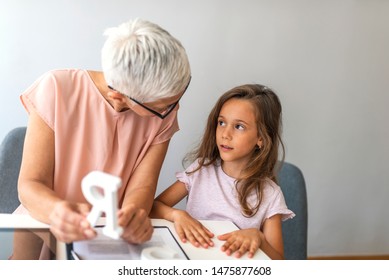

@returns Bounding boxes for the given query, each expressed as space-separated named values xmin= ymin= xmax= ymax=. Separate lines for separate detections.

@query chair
xmin=276 ymin=161 xmax=308 ymax=260
xmin=0 ymin=127 xmax=26 ymax=213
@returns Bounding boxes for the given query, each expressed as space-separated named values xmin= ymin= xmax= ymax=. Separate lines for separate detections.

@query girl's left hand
xmin=218 ymin=228 xmax=263 ymax=258
xmin=118 ymin=204 xmax=153 ymax=244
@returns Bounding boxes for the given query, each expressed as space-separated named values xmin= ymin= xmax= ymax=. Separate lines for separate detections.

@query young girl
xmin=150 ymin=84 xmax=294 ymax=259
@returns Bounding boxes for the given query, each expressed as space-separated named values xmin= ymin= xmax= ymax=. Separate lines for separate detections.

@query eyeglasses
xmin=108 ymin=76 xmax=191 ymax=119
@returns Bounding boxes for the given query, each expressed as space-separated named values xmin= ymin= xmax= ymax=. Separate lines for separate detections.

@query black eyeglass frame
xmin=108 ymin=76 xmax=191 ymax=119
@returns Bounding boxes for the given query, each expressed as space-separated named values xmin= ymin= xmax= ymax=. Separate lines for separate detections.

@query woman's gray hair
xmin=102 ymin=18 xmax=191 ymax=102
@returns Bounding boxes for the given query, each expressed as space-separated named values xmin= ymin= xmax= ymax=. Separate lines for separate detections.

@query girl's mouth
xmin=220 ymin=144 xmax=233 ymax=151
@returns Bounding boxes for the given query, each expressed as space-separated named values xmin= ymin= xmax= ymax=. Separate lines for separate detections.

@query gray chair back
xmin=276 ymin=161 xmax=308 ymax=260
xmin=0 ymin=127 xmax=26 ymax=213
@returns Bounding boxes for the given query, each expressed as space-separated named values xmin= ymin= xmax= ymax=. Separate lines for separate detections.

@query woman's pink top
xmin=16 ymin=69 xmax=179 ymax=213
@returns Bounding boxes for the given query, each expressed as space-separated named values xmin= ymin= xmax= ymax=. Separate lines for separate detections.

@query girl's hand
xmin=118 ymin=204 xmax=153 ymax=244
xmin=171 ymin=209 xmax=214 ymax=248
xmin=49 ymin=200 xmax=96 ymax=243
xmin=218 ymin=228 xmax=263 ymax=258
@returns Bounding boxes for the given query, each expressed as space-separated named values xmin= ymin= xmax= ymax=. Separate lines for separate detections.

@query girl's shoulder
xmin=262 ymin=178 xmax=283 ymax=196
xmin=182 ymin=159 xmax=227 ymax=182
xmin=185 ymin=158 xmax=215 ymax=172
xmin=184 ymin=158 xmax=201 ymax=172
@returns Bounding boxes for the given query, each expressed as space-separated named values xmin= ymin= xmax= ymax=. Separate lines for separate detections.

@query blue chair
xmin=277 ymin=161 xmax=308 ymax=260
xmin=0 ymin=127 xmax=26 ymax=213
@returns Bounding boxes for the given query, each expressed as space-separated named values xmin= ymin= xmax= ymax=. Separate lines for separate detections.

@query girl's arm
xmin=260 ymin=214 xmax=284 ymax=259
xmin=218 ymin=214 xmax=284 ymax=259
xmin=150 ymin=180 xmax=188 ymax=221
xmin=150 ymin=182 xmax=214 ymax=248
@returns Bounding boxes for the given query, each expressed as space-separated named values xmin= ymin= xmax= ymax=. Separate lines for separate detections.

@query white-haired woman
xmin=11 ymin=18 xmax=191 ymax=259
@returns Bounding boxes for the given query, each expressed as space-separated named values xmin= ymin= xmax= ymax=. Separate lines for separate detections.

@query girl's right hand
xmin=49 ymin=200 xmax=96 ymax=243
xmin=171 ymin=209 xmax=214 ymax=248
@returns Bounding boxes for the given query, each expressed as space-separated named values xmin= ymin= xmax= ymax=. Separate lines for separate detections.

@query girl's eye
xmin=218 ymin=120 xmax=225 ymax=126
xmin=235 ymin=124 xmax=245 ymax=130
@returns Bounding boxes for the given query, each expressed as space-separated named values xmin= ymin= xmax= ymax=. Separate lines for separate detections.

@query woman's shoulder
xmin=34 ymin=69 xmax=97 ymax=93
xmin=33 ymin=68 xmax=88 ymax=82
xmin=42 ymin=68 xmax=88 ymax=80
xmin=45 ymin=68 xmax=85 ymax=74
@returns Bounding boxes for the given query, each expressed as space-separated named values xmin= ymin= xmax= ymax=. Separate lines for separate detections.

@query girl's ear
xmin=257 ymin=138 xmax=263 ymax=149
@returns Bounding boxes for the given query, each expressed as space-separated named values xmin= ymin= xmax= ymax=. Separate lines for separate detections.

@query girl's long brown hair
xmin=184 ymin=84 xmax=284 ymax=217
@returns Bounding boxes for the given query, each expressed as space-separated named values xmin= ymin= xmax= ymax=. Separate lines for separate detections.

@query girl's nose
xmin=222 ymin=126 xmax=232 ymax=139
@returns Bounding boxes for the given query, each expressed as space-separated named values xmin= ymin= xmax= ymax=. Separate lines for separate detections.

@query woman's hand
xmin=171 ymin=209 xmax=214 ymax=248
xmin=218 ymin=228 xmax=263 ymax=258
xmin=118 ymin=204 xmax=153 ymax=244
xmin=49 ymin=200 xmax=96 ymax=243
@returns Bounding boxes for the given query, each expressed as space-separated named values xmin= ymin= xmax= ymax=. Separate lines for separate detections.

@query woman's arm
xmin=18 ymin=111 xmax=95 ymax=242
xmin=18 ymin=111 xmax=58 ymax=222
xmin=121 ymin=140 xmax=171 ymax=213
xmin=118 ymin=140 xmax=170 ymax=243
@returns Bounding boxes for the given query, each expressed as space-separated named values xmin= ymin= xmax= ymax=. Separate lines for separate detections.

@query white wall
xmin=1 ymin=0 xmax=388 ymax=258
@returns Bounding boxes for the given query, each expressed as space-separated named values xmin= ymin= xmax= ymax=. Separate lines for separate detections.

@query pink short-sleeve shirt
xmin=19 ymin=69 xmax=179 ymax=207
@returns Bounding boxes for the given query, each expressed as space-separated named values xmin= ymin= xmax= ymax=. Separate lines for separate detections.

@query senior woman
xmin=11 ymin=18 xmax=191 ymax=259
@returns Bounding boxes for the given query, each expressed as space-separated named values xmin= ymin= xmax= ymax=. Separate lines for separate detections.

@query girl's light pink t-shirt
xmin=18 ymin=69 xmax=179 ymax=210
xmin=177 ymin=160 xmax=295 ymax=230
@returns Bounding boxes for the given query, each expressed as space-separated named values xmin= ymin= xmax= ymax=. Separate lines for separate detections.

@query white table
xmin=0 ymin=214 xmax=270 ymax=260
xmin=152 ymin=219 xmax=270 ymax=260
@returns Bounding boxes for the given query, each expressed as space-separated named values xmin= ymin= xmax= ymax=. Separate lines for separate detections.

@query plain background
xmin=1 ymin=0 xmax=388 ymax=258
